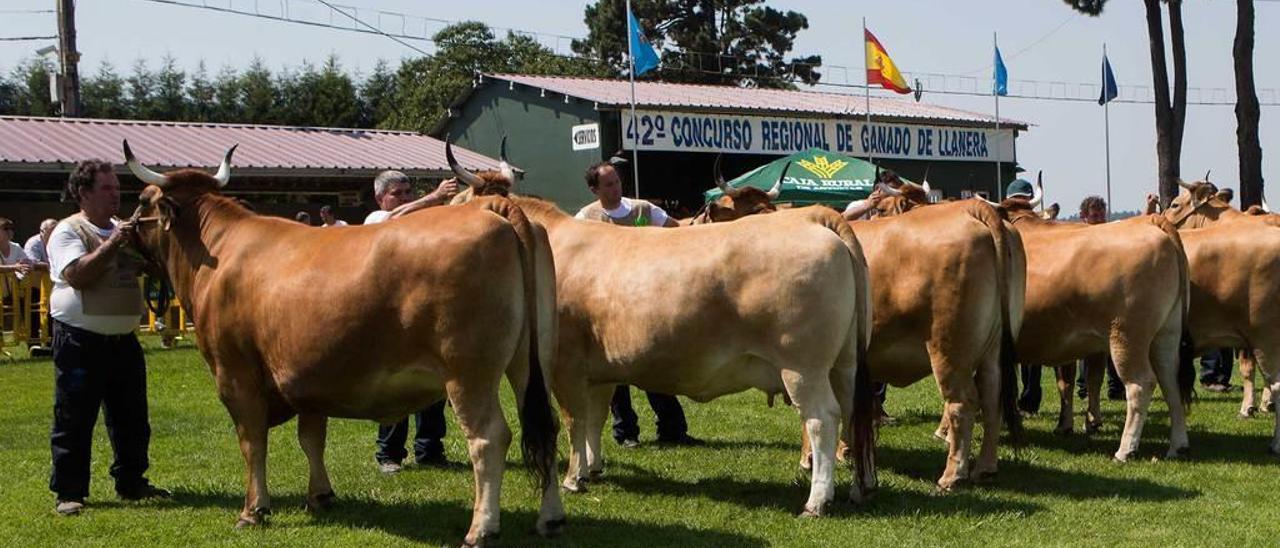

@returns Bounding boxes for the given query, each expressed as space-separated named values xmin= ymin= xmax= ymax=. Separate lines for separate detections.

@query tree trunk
xmin=1235 ymin=0 xmax=1264 ymax=207
xmin=1144 ymin=0 xmax=1178 ymax=206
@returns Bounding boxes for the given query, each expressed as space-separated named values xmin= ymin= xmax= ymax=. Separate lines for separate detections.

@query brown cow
xmin=688 ymin=168 xmax=1026 ymax=490
xmin=996 ymin=181 xmax=1192 ymax=461
xmin=1158 ymin=180 xmax=1280 ymax=450
xmin=498 ymin=194 xmax=876 ymax=516
xmin=122 ymin=142 xmax=563 ymax=546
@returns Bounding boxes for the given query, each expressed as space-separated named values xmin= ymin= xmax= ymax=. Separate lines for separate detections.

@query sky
xmin=3 ymin=0 xmax=1277 ymax=212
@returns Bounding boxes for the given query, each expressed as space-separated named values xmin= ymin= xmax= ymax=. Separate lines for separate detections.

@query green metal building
xmin=435 ymin=73 xmax=1030 ymax=217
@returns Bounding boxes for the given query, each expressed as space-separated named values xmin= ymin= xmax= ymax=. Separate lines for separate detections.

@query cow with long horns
xmin=121 ymin=141 xmax=564 ymax=545
xmin=1154 ymin=179 xmax=1280 ymax=450
xmin=682 ymin=156 xmax=786 ymax=224
xmin=448 ymin=136 xmax=519 ymax=203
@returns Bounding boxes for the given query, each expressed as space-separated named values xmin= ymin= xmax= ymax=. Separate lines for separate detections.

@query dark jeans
xmin=1076 ymin=355 xmax=1123 ymax=399
xmin=1199 ymin=348 xmax=1234 ymax=386
xmin=1019 ymin=364 xmax=1042 ymax=413
xmin=375 ymin=400 xmax=446 ymax=464
xmin=611 ymin=385 xmax=688 ymax=442
xmin=49 ymin=321 xmax=152 ymax=500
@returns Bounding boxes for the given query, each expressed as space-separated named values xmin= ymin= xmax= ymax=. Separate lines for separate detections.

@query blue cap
xmin=1005 ymin=179 xmax=1034 ymax=198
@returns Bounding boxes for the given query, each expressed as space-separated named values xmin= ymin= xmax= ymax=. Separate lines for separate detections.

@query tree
xmin=82 ymin=61 xmax=128 ymax=119
xmin=308 ymin=55 xmax=360 ymax=127
xmin=10 ymin=59 xmax=56 ymax=116
xmin=382 ymin=22 xmax=597 ymax=133
xmin=1064 ymin=0 xmax=1186 ymax=206
xmin=358 ymin=59 xmax=397 ymax=128
xmin=154 ymin=55 xmax=189 ymax=120
xmin=571 ymin=0 xmax=821 ymax=88
xmin=0 ymin=72 xmax=19 ymax=115
xmin=126 ymin=59 xmax=158 ymax=119
xmin=1234 ymin=0 xmax=1263 ymax=208
xmin=240 ymin=57 xmax=279 ymax=124
xmin=187 ymin=61 xmax=217 ymax=122
xmin=212 ymin=65 xmax=243 ymax=122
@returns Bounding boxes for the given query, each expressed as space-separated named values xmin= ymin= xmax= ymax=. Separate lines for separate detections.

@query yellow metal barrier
xmin=1 ymin=271 xmax=52 ymax=359
xmin=2 ymin=273 xmax=190 ymax=359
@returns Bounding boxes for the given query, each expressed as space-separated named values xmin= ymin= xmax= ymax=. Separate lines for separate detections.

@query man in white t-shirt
xmin=0 ymin=217 xmax=32 ymax=285
xmin=46 ymin=160 xmax=169 ymax=517
xmin=319 ymin=206 xmax=347 ymax=227
xmin=573 ymin=160 xmax=702 ymax=448
xmin=23 ymin=218 xmax=58 ymax=270
xmin=363 ymin=170 xmax=459 ymax=474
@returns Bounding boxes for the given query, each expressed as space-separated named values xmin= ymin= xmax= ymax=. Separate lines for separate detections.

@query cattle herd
xmin=118 ymin=141 xmax=1280 ymax=547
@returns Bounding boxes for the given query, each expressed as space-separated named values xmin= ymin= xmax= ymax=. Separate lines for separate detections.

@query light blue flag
xmin=993 ymin=45 xmax=1008 ymax=96
xmin=628 ymin=9 xmax=660 ymax=76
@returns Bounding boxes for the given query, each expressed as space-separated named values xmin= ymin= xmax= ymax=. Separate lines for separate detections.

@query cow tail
xmin=481 ymin=197 xmax=559 ymax=493
xmin=821 ymin=211 xmax=877 ymax=495
xmin=1152 ymin=215 xmax=1196 ymax=411
xmin=974 ymin=203 xmax=1025 ymax=442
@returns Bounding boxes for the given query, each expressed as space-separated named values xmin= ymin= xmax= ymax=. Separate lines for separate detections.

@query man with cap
xmin=364 ymin=170 xmax=460 ymax=473
xmin=1001 ymin=179 xmax=1051 ymax=415
xmin=574 ymin=157 xmax=703 ymax=447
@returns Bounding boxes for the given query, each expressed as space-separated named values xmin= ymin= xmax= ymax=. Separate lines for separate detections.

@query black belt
xmin=54 ymin=320 xmax=137 ymax=343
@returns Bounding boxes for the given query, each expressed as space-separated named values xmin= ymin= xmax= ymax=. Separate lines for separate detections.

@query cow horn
xmin=766 ymin=162 xmax=788 ymax=200
xmin=1177 ymin=178 xmax=1196 ymax=190
xmin=713 ymin=154 xmax=741 ymax=197
xmin=921 ymin=164 xmax=932 ymax=194
xmin=445 ymin=137 xmax=485 ymax=187
xmin=877 ymin=182 xmax=903 ymax=197
xmin=1263 ymin=196 xmax=1272 ymax=213
xmin=213 ymin=144 xmax=237 ymax=188
xmin=1030 ymin=171 xmax=1044 ymax=208
xmin=498 ymin=136 xmax=515 ymax=183
xmin=921 ymin=180 xmax=932 ymax=195
xmin=1204 ymin=170 xmax=1212 ymax=182
xmin=122 ymin=139 xmax=169 ymax=188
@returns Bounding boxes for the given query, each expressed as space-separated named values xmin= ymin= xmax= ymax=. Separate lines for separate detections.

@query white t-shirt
xmin=323 ymin=220 xmax=349 ymax=227
xmin=1 ymin=242 xmax=28 ymax=296
xmin=573 ymin=197 xmax=670 ymax=226
xmin=363 ymin=210 xmax=392 ymax=225
xmin=843 ymin=199 xmax=871 ymax=220
xmin=48 ymin=218 xmax=141 ymax=334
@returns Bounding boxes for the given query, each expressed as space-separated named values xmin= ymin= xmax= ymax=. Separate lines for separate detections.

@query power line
xmin=131 ymin=0 xmax=1280 ymax=108
xmin=0 ymin=35 xmax=57 ymax=42
xmin=0 ymin=9 xmax=55 ymax=14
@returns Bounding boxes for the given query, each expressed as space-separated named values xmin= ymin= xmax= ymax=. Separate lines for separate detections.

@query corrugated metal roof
xmin=484 ymin=73 xmax=1028 ymax=129
xmin=0 ymin=116 xmax=506 ymax=172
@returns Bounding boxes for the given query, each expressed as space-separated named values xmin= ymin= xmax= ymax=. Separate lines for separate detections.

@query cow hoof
xmin=305 ymin=491 xmax=336 ymax=512
xmin=1165 ymin=446 xmax=1190 ymax=459
xmin=461 ymin=532 xmax=498 ymax=548
xmin=1053 ymin=425 xmax=1073 ymax=436
xmin=1085 ymin=421 xmax=1103 ymax=436
xmin=1240 ymin=406 xmax=1258 ymax=419
xmin=932 ymin=429 xmax=948 ymax=443
xmin=1113 ymin=452 xmax=1133 ymax=463
xmin=234 ymin=507 xmax=271 ymax=529
xmin=799 ymin=504 xmax=827 ymax=518
xmin=561 ymin=477 xmax=588 ymax=494
xmin=588 ymin=469 xmax=604 ymax=479
xmin=799 ymin=454 xmax=813 ymax=471
xmin=537 ymin=517 xmax=567 ymax=538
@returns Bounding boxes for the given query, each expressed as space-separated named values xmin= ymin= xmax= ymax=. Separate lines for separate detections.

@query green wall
xmin=442 ymin=83 xmax=603 ymax=210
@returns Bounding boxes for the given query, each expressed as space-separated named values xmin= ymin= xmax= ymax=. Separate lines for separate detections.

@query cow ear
xmin=158 ymin=196 xmax=177 ymax=232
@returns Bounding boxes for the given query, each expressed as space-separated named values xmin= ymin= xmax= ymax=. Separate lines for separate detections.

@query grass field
xmin=0 ymin=337 xmax=1276 ymax=547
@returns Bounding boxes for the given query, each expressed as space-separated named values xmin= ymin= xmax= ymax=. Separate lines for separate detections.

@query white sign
xmin=571 ymin=123 xmax=601 ymax=151
xmin=622 ymin=110 xmax=1016 ymax=162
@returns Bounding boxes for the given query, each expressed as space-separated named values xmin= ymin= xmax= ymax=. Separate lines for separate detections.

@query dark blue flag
xmin=1099 ymin=54 xmax=1118 ymax=105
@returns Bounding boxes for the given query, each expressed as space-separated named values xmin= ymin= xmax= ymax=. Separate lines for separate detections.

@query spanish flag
xmin=865 ymin=29 xmax=911 ymax=94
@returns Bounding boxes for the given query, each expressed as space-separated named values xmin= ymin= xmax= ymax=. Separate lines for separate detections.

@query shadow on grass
xmin=876 ymin=445 xmax=1200 ymax=502
xmin=152 ymin=488 xmax=766 ymax=547
xmin=597 ymin=461 xmax=1043 ymax=518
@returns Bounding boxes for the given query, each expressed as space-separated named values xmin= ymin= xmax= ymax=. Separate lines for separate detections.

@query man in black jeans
xmin=47 ymin=160 xmax=169 ymax=516
xmin=611 ymin=386 xmax=701 ymax=447
xmin=1199 ymin=348 xmax=1235 ymax=392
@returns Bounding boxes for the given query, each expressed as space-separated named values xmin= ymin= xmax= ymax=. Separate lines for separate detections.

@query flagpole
xmin=1103 ymin=43 xmax=1113 ymax=220
xmin=863 ymin=17 xmax=873 ymax=169
xmin=626 ymin=0 xmax=642 ymax=199
xmin=993 ymin=31 xmax=1002 ymax=201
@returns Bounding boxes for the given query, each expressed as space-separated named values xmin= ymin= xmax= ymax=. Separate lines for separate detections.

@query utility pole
xmin=56 ymin=0 xmax=81 ymax=117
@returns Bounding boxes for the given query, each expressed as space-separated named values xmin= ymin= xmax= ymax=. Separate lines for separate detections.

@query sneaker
xmin=378 ymin=460 xmax=403 ymax=474
xmin=616 ymin=437 xmax=641 ymax=449
xmin=656 ymin=434 xmax=706 ymax=447
xmin=414 ymin=452 xmax=449 ymax=468
xmin=1202 ymin=383 xmax=1231 ymax=393
xmin=54 ymin=499 xmax=84 ymax=516
xmin=117 ymin=482 xmax=171 ymax=501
